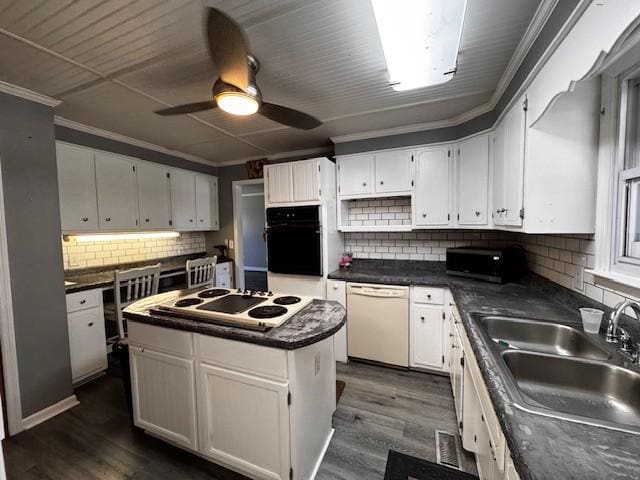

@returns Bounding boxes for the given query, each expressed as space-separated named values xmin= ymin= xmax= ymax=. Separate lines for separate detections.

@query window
xmin=614 ymin=75 xmax=640 ymax=274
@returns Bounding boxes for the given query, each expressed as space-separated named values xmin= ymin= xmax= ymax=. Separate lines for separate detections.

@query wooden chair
xmin=186 ymin=256 xmax=218 ymax=289
xmin=113 ymin=263 xmax=161 ymax=340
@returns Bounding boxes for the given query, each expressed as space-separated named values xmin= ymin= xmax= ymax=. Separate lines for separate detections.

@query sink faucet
xmin=606 ymin=300 xmax=640 ymax=365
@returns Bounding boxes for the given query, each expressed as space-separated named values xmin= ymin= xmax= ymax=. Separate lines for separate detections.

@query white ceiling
xmin=0 ymin=0 xmax=542 ymax=164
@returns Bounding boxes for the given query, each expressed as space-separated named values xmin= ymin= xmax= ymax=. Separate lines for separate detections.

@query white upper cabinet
xmin=492 ymin=124 xmax=507 ymax=227
xmin=337 ymin=155 xmax=374 ymax=196
xmin=170 ymin=169 xmax=197 ymax=230
xmin=292 ymin=159 xmax=320 ymax=202
xmin=56 ymin=143 xmax=99 ymax=232
xmin=95 ymin=152 xmax=139 ymax=231
xmin=414 ymin=145 xmax=451 ymax=227
xmin=456 ymin=134 xmax=489 ymax=226
xmin=195 ymin=174 xmax=220 ymax=230
xmin=265 ymin=163 xmax=294 ymax=205
xmin=137 ymin=162 xmax=171 ymax=230
xmin=374 ymin=150 xmax=413 ymax=194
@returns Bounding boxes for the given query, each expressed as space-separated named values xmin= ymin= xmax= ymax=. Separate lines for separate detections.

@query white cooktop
xmin=152 ymin=288 xmax=313 ymax=331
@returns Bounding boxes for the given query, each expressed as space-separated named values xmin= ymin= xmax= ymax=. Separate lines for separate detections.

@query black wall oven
xmin=266 ymin=206 xmax=322 ymax=276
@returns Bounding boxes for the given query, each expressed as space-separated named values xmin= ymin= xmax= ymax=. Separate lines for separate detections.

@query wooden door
xmin=292 ymin=159 xmax=320 ymax=202
xmin=130 ymin=346 xmax=198 ymax=450
xmin=197 ymin=363 xmax=290 ymax=480
xmin=56 ymin=143 xmax=98 ymax=232
xmin=95 ymin=152 xmax=138 ymax=230
xmin=266 ymin=163 xmax=294 ymax=204
xmin=410 ymin=305 xmax=445 ymax=370
xmin=414 ymin=146 xmax=451 ymax=226
xmin=338 ymin=155 xmax=374 ymax=196
xmin=374 ymin=150 xmax=413 ymax=194
xmin=136 ymin=162 xmax=171 ymax=230
xmin=456 ymin=134 xmax=489 ymax=225
xmin=170 ymin=169 xmax=197 ymax=230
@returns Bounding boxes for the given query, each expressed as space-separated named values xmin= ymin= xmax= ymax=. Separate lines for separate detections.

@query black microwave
xmin=446 ymin=247 xmax=523 ymax=283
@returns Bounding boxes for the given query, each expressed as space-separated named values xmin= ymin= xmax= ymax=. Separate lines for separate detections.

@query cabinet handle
xmin=82 ymin=217 xmax=88 ymax=222
xmin=105 ymin=217 xmax=111 ymax=222
xmin=362 ymin=182 xmax=367 ymax=187
xmin=80 ymin=299 xmax=86 ymax=305
xmin=88 ymin=322 xmax=94 ymax=327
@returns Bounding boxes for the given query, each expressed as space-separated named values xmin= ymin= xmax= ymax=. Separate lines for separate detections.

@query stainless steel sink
xmin=481 ymin=316 xmax=610 ymax=360
xmin=501 ymin=350 xmax=640 ymax=431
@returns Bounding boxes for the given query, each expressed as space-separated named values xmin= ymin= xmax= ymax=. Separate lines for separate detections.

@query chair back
xmin=114 ymin=263 xmax=161 ymax=339
xmin=186 ymin=256 xmax=218 ymax=288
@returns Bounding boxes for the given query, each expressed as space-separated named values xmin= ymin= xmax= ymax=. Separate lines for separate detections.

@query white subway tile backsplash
xmin=345 ymin=197 xmax=412 ymax=227
xmin=62 ymin=232 xmax=206 ymax=270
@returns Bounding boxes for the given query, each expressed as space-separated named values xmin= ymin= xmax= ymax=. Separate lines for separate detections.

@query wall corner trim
xmin=22 ymin=395 xmax=79 ymax=430
xmin=54 ymin=116 xmax=216 ymax=167
xmin=0 ymin=80 xmax=61 ymax=107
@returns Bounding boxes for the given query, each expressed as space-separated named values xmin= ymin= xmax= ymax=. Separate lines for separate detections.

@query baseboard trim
xmin=22 ymin=395 xmax=79 ymax=430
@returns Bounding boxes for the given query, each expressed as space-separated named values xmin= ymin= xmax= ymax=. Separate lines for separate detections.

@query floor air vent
xmin=435 ymin=430 xmax=462 ymax=470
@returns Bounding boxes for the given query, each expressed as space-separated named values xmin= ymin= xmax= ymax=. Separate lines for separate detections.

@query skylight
xmin=371 ymin=0 xmax=467 ymax=91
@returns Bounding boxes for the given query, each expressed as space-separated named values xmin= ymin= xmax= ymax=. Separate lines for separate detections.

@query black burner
xmin=175 ymin=298 xmax=204 ymax=307
xmin=273 ymin=296 xmax=302 ymax=306
xmin=248 ymin=305 xmax=288 ymax=319
xmin=198 ymin=288 xmax=230 ymax=299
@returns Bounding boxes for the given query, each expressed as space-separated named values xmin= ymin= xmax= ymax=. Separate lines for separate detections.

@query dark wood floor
xmin=3 ymin=361 xmax=476 ymax=480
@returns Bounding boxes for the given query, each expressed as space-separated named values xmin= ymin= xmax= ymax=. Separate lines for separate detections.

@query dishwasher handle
xmin=348 ymin=285 xmax=407 ymax=298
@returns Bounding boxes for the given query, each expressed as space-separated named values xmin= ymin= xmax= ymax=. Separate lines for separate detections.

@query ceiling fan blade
xmin=259 ymin=102 xmax=322 ymax=130
xmin=207 ymin=7 xmax=250 ymax=91
xmin=154 ymin=101 xmax=217 ymax=116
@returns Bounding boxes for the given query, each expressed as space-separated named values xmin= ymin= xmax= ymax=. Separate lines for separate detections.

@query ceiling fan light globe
xmin=216 ymin=92 xmax=259 ymax=116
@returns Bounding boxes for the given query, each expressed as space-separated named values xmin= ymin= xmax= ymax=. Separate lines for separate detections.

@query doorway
xmin=232 ymin=179 xmax=267 ymax=291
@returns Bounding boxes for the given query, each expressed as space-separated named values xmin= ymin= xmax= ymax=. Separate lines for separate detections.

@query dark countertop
xmin=329 ymin=259 xmax=640 ymax=480
xmin=64 ymin=253 xmax=232 ymax=293
xmin=123 ymin=289 xmax=346 ymax=350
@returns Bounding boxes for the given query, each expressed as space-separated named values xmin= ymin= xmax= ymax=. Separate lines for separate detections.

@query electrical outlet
xmin=574 ymin=266 xmax=584 ymax=291
xmin=228 ymin=239 xmax=234 ymax=250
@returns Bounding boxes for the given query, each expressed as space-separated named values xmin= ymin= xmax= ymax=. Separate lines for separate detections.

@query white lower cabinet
xmin=129 ymin=346 xmax=198 ymax=450
xmin=128 ymin=321 xmax=335 ymax=480
xmin=66 ymin=288 xmax=107 ymax=384
xmin=197 ymin=363 xmax=291 ymax=480
xmin=449 ymin=304 xmax=521 ymax=480
xmin=410 ymin=287 xmax=448 ymax=372
xmin=326 ymin=280 xmax=347 ymax=363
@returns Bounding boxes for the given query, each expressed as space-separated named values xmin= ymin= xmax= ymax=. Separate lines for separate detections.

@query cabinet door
xmin=292 ymin=159 xmax=320 ymax=202
xmin=137 ymin=162 xmax=171 ymax=230
xmin=451 ymin=325 xmax=464 ymax=423
xmin=375 ymin=150 xmax=413 ymax=194
xmin=130 ymin=346 xmax=198 ymax=450
xmin=95 ymin=152 xmax=139 ymax=230
xmin=456 ymin=135 xmax=489 ymax=225
xmin=326 ymin=280 xmax=347 ymax=363
xmin=68 ymin=308 xmax=107 ymax=382
xmin=197 ymin=363 xmax=290 ymax=480
xmin=503 ymin=98 xmax=526 ymax=227
xmin=504 ymin=452 xmax=521 ymax=480
xmin=170 ymin=169 xmax=197 ymax=230
xmin=195 ymin=174 xmax=212 ymax=229
xmin=338 ymin=155 xmax=374 ymax=196
xmin=210 ymin=176 xmax=219 ymax=230
xmin=411 ymin=305 xmax=445 ymax=370
xmin=414 ymin=146 xmax=451 ymax=226
xmin=491 ymin=127 xmax=507 ymax=226
xmin=56 ymin=143 xmax=99 ymax=232
xmin=266 ymin=163 xmax=294 ymax=204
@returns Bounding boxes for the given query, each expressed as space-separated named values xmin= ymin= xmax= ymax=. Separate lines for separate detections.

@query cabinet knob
xmin=475 ymin=210 xmax=480 ymax=216
xmin=189 ymin=219 xmax=193 ymax=222
xmin=105 ymin=217 xmax=111 ymax=222
xmin=362 ymin=182 xmax=367 ymax=186
xmin=380 ymin=181 xmax=384 ymax=185
xmin=422 ymin=213 xmax=427 ymax=218
xmin=80 ymin=299 xmax=86 ymax=305
xmin=427 ymin=294 xmax=431 ymax=299
xmin=82 ymin=217 xmax=88 ymax=222
xmin=200 ymin=219 xmax=203 ymax=222
xmin=145 ymin=218 xmax=150 ymax=222
xmin=420 ymin=317 xmax=425 ymax=322
xmin=88 ymin=322 xmax=94 ymax=327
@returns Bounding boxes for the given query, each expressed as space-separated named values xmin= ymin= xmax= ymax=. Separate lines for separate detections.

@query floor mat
xmin=384 ymin=450 xmax=478 ymax=480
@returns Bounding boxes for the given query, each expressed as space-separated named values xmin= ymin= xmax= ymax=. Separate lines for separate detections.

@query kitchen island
xmin=123 ymin=289 xmax=345 ymax=480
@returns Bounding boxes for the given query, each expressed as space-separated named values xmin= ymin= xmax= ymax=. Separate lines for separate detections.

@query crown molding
xmin=0 ymin=80 xmax=61 ymax=107
xmin=54 ymin=116 xmax=216 ymax=166
xmin=330 ymin=102 xmax=493 ymax=144
xmin=216 ymin=146 xmax=334 ymax=167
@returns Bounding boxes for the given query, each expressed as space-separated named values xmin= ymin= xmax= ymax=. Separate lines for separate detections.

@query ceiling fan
xmin=154 ymin=8 xmax=322 ymax=130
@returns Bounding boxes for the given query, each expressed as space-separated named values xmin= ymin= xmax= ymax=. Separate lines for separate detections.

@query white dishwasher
xmin=346 ymin=283 xmax=409 ymax=367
